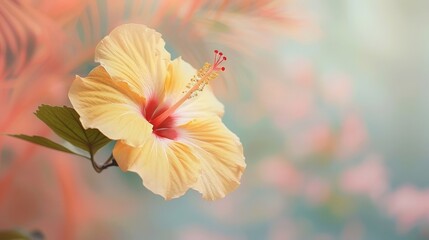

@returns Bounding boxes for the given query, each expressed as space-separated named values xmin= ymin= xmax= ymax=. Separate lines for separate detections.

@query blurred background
xmin=1 ymin=0 xmax=429 ymax=239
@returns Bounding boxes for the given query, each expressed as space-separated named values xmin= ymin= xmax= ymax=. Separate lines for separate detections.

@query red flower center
xmin=143 ymin=50 xmax=227 ymax=140
xmin=142 ymin=98 xmax=178 ymax=140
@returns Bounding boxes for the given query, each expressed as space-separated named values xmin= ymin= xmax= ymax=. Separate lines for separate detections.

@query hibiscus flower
xmin=68 ymin=24 xmax=245 ymax=200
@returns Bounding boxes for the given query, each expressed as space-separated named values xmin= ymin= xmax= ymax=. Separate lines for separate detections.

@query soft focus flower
xmin=340 ymin=155 xmax=387 ymax=201
xmin=68 ymin=24 xmax=245 ymax=200
xmin=258 ymin=156 xmax=303 ymax=194
xmin=386 ymin=186 xmax=429 ymax=232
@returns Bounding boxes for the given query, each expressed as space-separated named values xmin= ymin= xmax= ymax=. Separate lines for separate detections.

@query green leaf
xmin=34 ymin=105 xmax=111 ymax=154
xmin=0 ymin=230 xmax=31 ymax=240
xmin=8 ymin=134 xmax=85 ymax=157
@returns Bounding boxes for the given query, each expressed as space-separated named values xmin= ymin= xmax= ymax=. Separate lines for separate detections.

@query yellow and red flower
xmin=68 ymin=24 xmax=245 ymax=200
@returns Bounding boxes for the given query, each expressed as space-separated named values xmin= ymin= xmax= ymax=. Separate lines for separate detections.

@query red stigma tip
xmin=212 ymin=49 xmax=227 ymax=71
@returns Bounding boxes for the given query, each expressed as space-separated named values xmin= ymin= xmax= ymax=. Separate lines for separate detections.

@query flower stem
xmin=89 ymin=153 xmax=118 ymax=173
xmin=101 ymin=154 xmax=118 ymax=169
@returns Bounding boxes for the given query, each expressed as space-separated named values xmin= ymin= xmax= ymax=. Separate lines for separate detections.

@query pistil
xmin=151 ymin=50 xmax=227 ymax=127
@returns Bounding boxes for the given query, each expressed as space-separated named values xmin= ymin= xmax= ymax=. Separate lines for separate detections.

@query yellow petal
xmin=180 ymin=117 xmax=246 ymax=200
xmin=95 ymin=24 xmax=171 ymax=97
xmin=164 ymin=57 xmax=224 ymax=125
xmin=68 ymin=66 xmax=152 ymax=147
xmin=113 ymin=137 xmax=201 ymax=200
